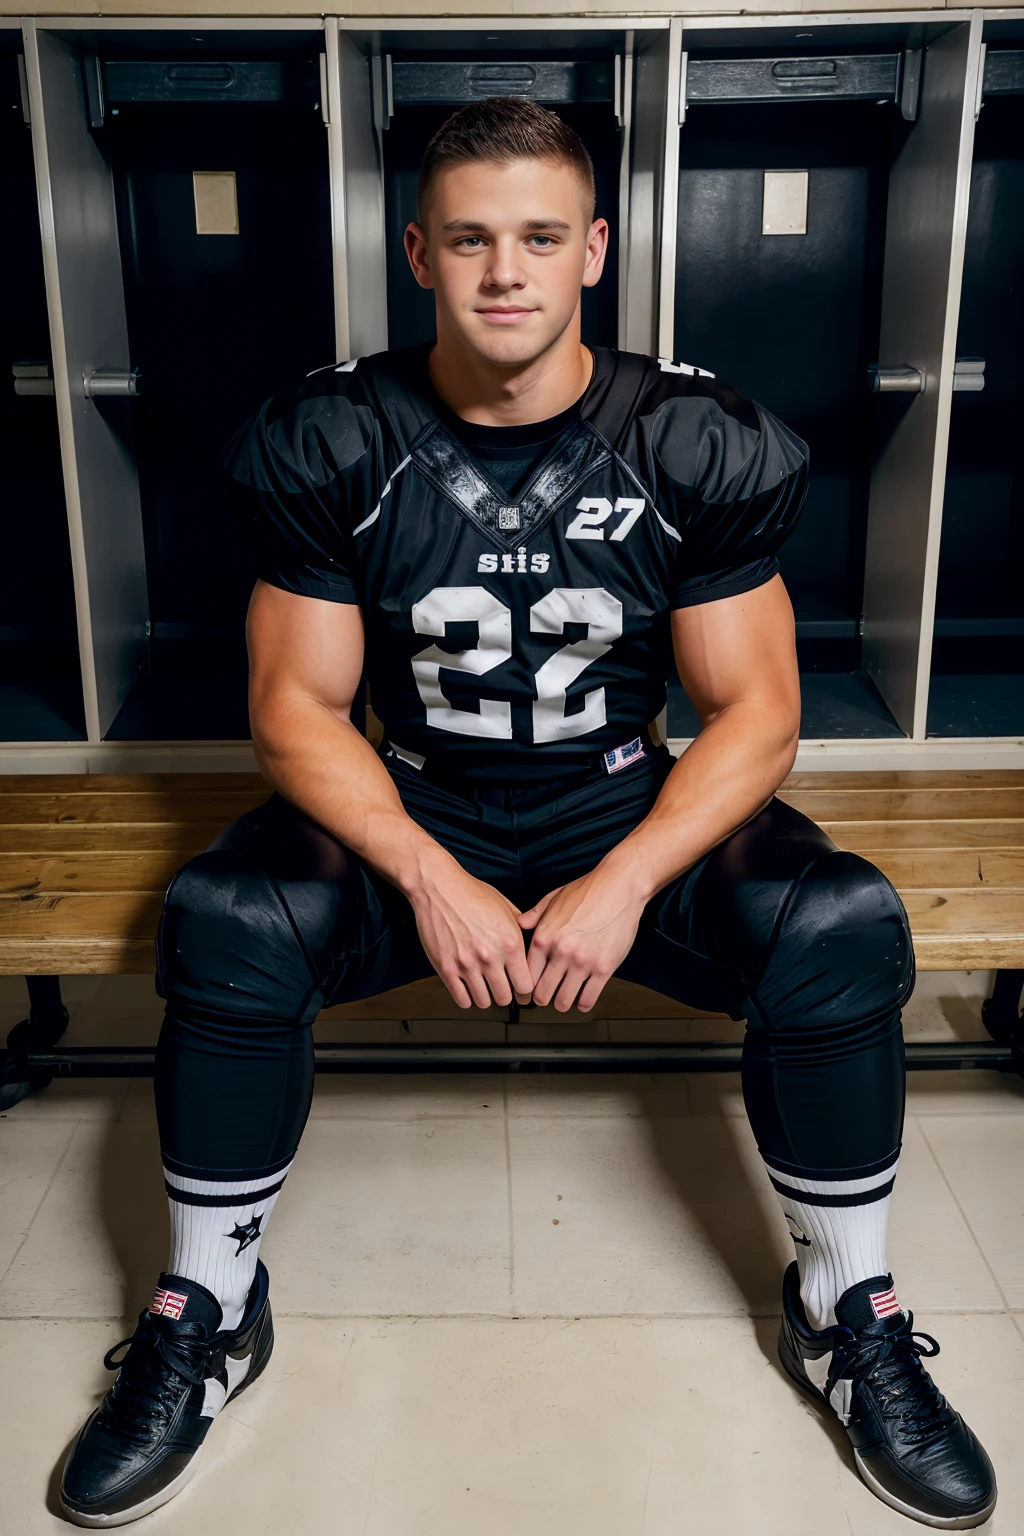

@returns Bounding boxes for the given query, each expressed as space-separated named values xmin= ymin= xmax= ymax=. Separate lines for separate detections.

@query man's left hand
xmin=519 ymin=867 xmax=646 ymax=1013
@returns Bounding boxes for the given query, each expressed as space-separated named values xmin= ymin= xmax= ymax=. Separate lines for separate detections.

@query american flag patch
xmin=603 ymin=737 xmax=646 ymax=775
xmin=150 ymin=1286 xmax=189 ymax=1321
xmin=869 ymin=1285 xmax=902 ymax=1320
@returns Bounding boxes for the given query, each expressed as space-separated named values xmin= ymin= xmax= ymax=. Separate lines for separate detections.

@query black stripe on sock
xmin=768 ymin=1174 xmax=897 ymax=1208
xmin=762 ymin=1146 xmax=901 ymax=1183
xmin=164 ymin=1176 xmax=287 ymax=1207
xmin=162 ymin=1151 xmax=294 ymax=1182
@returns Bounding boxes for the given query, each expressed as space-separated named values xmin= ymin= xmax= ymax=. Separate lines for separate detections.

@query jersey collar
xmin=411 ymin=419 xmax=611 ymax=549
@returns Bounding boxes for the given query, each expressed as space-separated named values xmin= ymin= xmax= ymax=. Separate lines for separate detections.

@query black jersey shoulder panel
xmin=583 ymin=349 xmax=810 ymax=606
xmin=221 ymin=357 xmax=397 ymax=603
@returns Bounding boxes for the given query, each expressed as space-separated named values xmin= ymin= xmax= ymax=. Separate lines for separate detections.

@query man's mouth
xmin=476 ymin=306 xmax=535 ymax=324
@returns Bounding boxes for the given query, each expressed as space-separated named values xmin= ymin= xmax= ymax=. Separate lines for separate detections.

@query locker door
xmin=930 ymin=46 xmax=1024 ymax=737
xmin=1 ymin=39 xmax=84 ymax=741
xmin=379 ymin=54 xmax=622 ymax=350
xmin=97 ymin=38 xmax=335 ymax=740
xmin=670 ymin=45 xmax=911 ymax=741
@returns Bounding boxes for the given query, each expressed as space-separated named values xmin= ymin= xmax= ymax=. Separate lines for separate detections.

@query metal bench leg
xmin=0 ymin=977 xmax=70 ymax=1111
xmin=981 ymin=970 xmax=1024 ymax=1044
xmin=980 ymin=971 xmax=1024 ymax=1081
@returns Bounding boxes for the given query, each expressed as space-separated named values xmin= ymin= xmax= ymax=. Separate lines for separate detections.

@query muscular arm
xmin=247 ymin=580 xmax=534 ymax=1008
xmin=522 ymin=573 xmax=801 ymax=1010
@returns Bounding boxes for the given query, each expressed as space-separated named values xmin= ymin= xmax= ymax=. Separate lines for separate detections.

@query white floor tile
xmin=0 ymin=1119 xmax=166 ymax=1319
xmin=265 ymin=1117 xmax=512 ymax=1317
xmin=906 ymin=1071 xmax=1024 ymax=1116
xmin=508 ymin=1113 xmax=789 ymax=1317
xmin=507 ymin=1114 xmax=1001 ymax=1319
xmin=0 ymin=1312 xmax=1017 ymax=1536
xmin=3 ymin=1079 xmax=131 ymax=1122
xmin=0 ymin=1119 xmax=75 ymax=1282
xmin=918 ymin=1116 xmax=1024 ymax=1308
xmin=306 ymin=1075 xmax=503 ymax=1121
xmin=506 ymin=1072 xmax=691 ymax=1119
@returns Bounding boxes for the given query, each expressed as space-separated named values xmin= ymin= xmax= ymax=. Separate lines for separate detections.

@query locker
xmin=91 ymin=32 xmax=336 ymax=740
xmin=379 ymin=51 xmax=623 ymax=350
xmin=1 ymin=37 xmax=84 ymax=741
xmin=666 ymin=18 xmax=978 ymax=743
xmin=930 ymin=39 xmax=1024 ymax=737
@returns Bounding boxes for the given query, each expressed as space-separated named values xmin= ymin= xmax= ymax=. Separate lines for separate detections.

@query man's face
xmin=405 ymin=156 xmax=608 ymax=368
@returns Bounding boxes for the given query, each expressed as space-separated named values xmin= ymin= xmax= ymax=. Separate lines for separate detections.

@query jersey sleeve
xmin=221 ymin=381 xmax=377 ymax=604
xmin=648 ymin=382 xmax=809 ymax=609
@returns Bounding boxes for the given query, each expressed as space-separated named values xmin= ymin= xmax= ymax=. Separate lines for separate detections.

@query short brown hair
xmin=417 ymin=97 xmax=596 ymax=221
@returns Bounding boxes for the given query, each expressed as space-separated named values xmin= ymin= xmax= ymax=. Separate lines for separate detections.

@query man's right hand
xmin=408 ymin=856 xmax=534 ymax=1010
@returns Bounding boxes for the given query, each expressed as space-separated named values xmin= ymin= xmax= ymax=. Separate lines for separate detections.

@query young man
xmin=61 ymin=99 xmax=994 ymax=1529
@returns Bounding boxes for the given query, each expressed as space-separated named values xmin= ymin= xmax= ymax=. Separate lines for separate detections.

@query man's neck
xmin=427 ymin=329 xmax=593 ymax=428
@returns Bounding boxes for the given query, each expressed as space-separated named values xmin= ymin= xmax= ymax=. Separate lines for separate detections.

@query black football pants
xmin=153 ymin=748 xmax=913 ymax=1184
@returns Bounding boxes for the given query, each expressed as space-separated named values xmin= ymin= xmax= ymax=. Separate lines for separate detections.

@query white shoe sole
xmin=856 ymin=1450 xmax=997 ymax=1530
xmin=59 ymin=1448 xmax=202 ymax=1529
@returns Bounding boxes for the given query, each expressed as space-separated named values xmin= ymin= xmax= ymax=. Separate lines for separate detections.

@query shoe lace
xmin=100 ymin=1312 xmax=211 ymax=1440
xmin=835 ymin=1313 xmax=957 ymax=1446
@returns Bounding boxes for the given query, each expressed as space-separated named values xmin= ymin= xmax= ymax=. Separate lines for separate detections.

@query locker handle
xmin=84 ymin=368 xmax=142 ymax=398
xmin=868 ymin=365 xmax=924 ymax=394
xmin=166 ymin=65 xmax=235 ymax=89
xmin=770 ymin=59 xmax=838 ymax=80
xmin=468 ymin=64 xmax=537 ymax=94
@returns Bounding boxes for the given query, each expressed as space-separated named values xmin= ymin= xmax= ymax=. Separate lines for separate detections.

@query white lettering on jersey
xmin=531 ymin=588 xmax=623 ymax=744
xmin=658 ymin=357 xmax=716 ymax=378
xmin=411 ymin=587 xmax=513 ymax=739
xmin=409 ymin=586 xmax=622 ymax=743
xmin=476 ymin=551 xmax=551 ymax=574
xmin=565 ymin=496 xmax=645 ymax=542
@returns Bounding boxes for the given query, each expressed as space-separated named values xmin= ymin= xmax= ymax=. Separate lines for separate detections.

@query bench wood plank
xmin=2 ymin=771 xmax=1022 ymax=980
xmin=3 ymin=846 xmax=1023 ymax=896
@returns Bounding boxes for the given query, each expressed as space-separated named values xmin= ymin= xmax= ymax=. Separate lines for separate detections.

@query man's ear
xmin=404 ymin=222 xmax=434 ymax=291
xmin=582 ymin=217 xmax=609 ymax=290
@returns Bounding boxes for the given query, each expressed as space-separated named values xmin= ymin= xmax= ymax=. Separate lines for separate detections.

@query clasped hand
xmin=411 ymin=859 xmax=645 ymax=1014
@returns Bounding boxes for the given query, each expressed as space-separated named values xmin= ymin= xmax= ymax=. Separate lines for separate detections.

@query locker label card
xmin=762 ymin=171 xmax=808 ymax=236
xmin=193 ymin=172 xmax=239 ymax=236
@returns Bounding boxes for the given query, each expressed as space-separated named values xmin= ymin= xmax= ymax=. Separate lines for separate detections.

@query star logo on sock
xmin=227 ymin=1211 xmax=264 ymax=1255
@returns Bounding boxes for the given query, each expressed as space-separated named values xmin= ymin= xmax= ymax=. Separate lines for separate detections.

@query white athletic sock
xmin=763 ymin=1150 xmax=900 ymax=1330
xmin=163 ymin=1155 xmax=293 ymax=1332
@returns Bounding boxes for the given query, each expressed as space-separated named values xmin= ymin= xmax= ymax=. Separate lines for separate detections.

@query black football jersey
xmin=223 ymin=344 xmax=808 ymax=783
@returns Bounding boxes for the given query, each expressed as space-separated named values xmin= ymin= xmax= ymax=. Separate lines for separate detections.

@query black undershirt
xmin=447 ymin=402 xmax=581 ymax=499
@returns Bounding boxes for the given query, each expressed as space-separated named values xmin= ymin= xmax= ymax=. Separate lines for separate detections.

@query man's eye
xmin=529 ymin=236 xmax=555 ymax=248
xmin=458 ymin=237 xmax=485 ymax=249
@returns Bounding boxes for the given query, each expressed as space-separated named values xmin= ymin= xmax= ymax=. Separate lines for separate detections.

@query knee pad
xmin=156 ymin=850 xmax=327 ymax=1024
xmin=752 ymin=852 xmax=914 ymax=1032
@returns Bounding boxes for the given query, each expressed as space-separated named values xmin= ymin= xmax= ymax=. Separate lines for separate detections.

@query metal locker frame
xmin=862 ymin=13 xmax=985 ymax=739
xmin=21 ymin=20 xmax=148 ymax=744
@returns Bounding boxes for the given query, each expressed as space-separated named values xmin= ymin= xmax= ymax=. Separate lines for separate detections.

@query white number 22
xmin=411 ymin=585 xmax=623 ymax=743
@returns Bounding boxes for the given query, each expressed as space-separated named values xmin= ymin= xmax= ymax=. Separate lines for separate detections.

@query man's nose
xmin=484 ymin=238 xmax=526 ymax=290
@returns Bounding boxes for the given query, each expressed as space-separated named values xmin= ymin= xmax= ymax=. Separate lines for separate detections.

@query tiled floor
xmin=0 ymin=973 xmax=1022 ymax=1533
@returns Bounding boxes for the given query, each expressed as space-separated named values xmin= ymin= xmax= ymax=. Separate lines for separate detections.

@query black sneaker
xmin=60 ymin=1264 xmax=273 ymax=1527
xmin=779 ymin=1262 xmax=996 ymax=1529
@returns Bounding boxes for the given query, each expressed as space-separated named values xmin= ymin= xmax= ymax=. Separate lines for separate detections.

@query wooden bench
xmin=1 ymin=770 xmax=1023 ymax=1093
